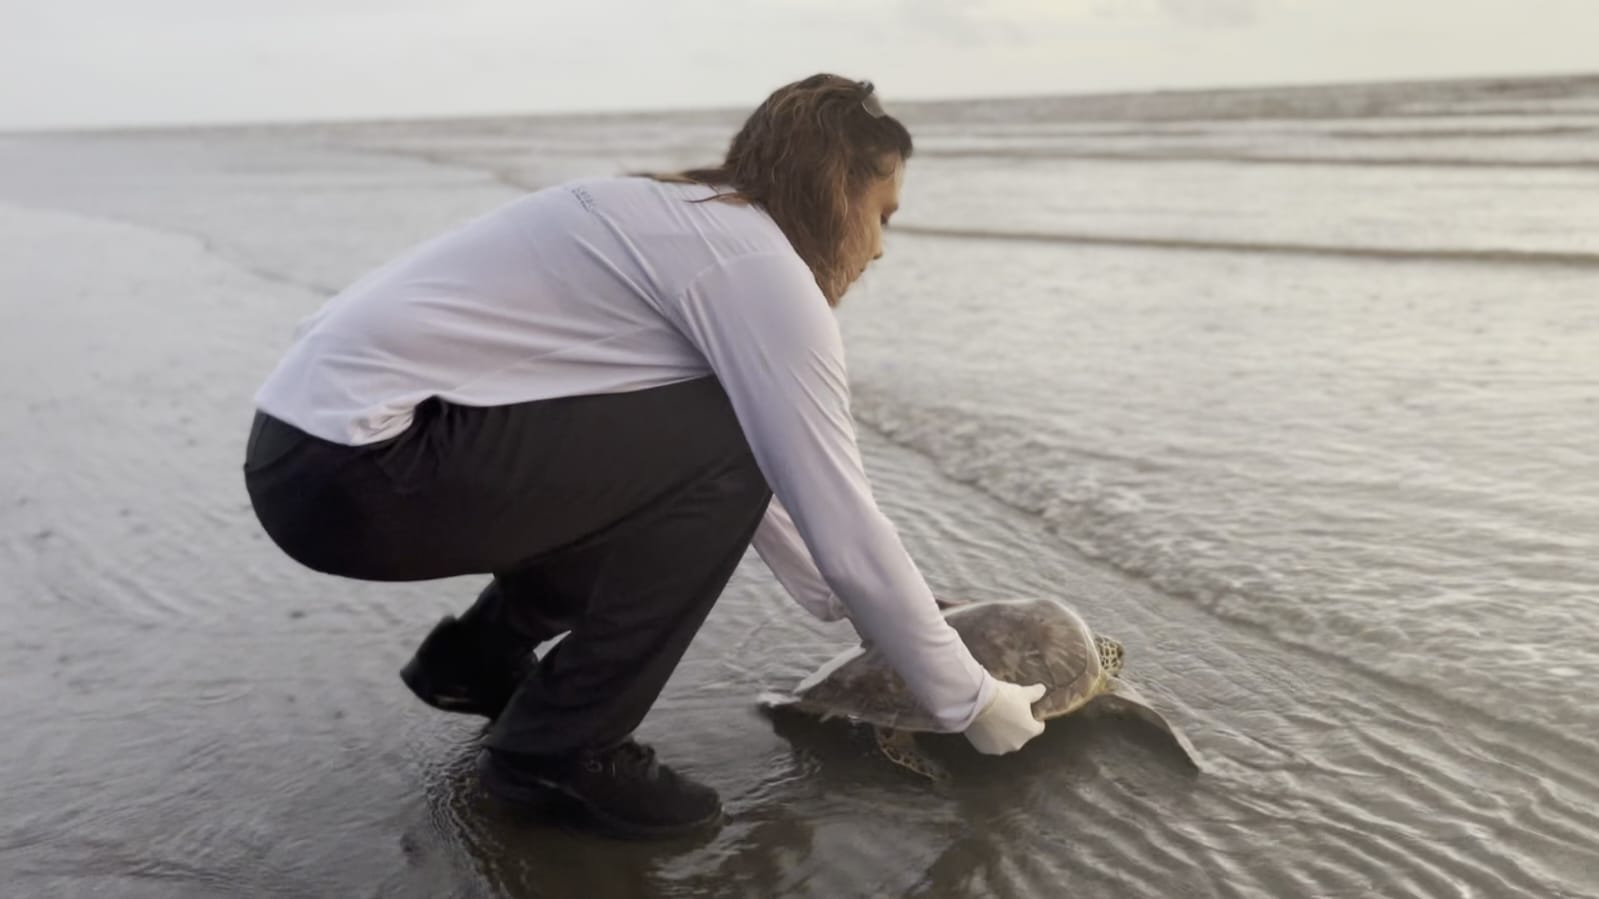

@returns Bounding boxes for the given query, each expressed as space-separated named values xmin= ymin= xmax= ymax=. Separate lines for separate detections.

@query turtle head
xmin=1094 ymin=636 xmax=1125 ymax=676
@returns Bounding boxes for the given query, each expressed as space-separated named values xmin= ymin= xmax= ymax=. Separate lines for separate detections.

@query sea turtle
xmin=762 ymin=598 xmax=1200 ymax=780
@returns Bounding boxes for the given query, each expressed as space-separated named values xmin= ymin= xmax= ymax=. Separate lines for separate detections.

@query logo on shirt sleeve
xmin=569 ymin=186 xmax=598 ymax=213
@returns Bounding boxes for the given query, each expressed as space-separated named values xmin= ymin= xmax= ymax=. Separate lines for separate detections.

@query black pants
xmin=243 ymin=376 xmax=772 ymax=755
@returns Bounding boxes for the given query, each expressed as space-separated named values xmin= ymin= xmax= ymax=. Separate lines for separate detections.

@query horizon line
xmin=5 ymin=66 xmax=1596 ymax=138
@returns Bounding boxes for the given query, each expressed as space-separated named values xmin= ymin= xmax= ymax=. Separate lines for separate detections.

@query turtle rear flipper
xmin=875 ymin=728 xmax=951 ymax=782
xmin=1090 ymin=680 xmax=1201 ymax=772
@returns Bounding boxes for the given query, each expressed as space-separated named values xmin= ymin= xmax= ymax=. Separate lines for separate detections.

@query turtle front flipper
xmin=874 ymin=728 xmax=950 ymax=782
xmin=1090 ymin=680 xmax=1201 ymax=772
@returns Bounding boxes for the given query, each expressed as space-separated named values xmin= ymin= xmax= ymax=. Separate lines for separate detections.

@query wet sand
xmin=4 ymin=77 xmax=1599 ymax=898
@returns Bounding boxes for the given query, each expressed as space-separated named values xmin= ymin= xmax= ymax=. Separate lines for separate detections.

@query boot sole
xmin=476 ymin=751 xmax=724 ymax=840
xmin=399 ymin=655 xmax=500 ymax=719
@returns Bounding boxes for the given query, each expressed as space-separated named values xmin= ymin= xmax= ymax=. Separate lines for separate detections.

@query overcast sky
xmin=3 ymin=0 xmax=1596 ymax=130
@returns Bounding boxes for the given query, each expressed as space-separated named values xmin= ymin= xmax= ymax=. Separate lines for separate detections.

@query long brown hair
xmin=651 ymin=74 xmax=913 ymax=305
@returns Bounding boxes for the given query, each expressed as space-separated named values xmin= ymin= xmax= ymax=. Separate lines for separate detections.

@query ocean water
xmin=1 ymin=74 xmax=1596 ymax=897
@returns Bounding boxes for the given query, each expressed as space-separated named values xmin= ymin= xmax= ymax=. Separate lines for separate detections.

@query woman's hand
xmin=963 ymin=679 xmax=1047 ymax=755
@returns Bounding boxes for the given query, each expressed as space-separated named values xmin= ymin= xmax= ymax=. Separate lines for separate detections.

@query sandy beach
xmin=2 ymin=75 xmax=1597 ymax=897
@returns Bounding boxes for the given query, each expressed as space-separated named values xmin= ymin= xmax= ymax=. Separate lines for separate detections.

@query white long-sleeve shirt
xmin=254 ymin=176 xmax=996 ymax=731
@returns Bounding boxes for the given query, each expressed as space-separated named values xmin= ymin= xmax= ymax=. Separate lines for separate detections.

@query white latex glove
xmin=964 ymin=680 xmax=1047 ymax=755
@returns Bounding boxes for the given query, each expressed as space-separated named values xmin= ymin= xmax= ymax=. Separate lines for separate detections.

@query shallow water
xmin=2 ymin=75 xmax=1597 ymax=897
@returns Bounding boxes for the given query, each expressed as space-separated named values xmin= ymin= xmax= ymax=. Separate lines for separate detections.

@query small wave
xmin=916 ymin=146 xmax=1599 ymax=170
xmin=917 ymin=122 xmax=1597 ymax=144
xmin=1324 ymin=125 xmax=1599 ymax=140
xmin=892 ymin=223 xmax=1599 ymax=269
xmin=849 ymin=388 xmax=1599 ymax=753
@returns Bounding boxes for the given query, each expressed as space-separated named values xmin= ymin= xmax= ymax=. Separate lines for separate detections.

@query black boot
xmin=477 ymin=740 xmax=723 ymax=839
xmin=400 ymin=615 xmax=534 ymax=719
